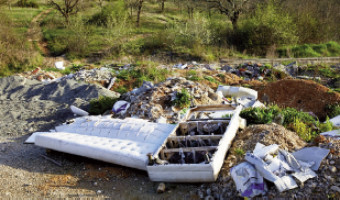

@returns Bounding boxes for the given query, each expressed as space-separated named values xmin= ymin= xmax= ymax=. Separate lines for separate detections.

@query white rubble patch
xmin=55 ymin=61 xmax=65 ymax=70
xmin=329 ymin=115 xmax=340 ymax=127
xmin=292 ymin=147 xmax=330 ymax=171
xmin=320 ymin=129 xmax=340 ymax=139
xmin=29 ymin=116 xmax=177 ymax=170
xmin=232 ymin=143 xmax=329 ymax=197
xmin=70 ymin=105 xmax=89 ymax=116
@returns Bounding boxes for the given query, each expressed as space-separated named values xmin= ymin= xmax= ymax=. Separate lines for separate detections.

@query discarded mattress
xmin=27 ymin=116 xmax=177 ymax=170
xmin=147 ymin=105 xmax=243 ymax=182
xmin=27 ymin=104 xmax=243 ymax=182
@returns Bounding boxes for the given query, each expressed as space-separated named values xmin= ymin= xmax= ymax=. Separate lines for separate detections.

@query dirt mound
xmin=224 ymin=123 xmax=307 ymax=168
xmin=258 ymin=79 xmax=340 ymax=119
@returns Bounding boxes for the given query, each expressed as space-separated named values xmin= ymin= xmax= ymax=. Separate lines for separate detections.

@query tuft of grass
xmin=89 ymin=96 xmax=118 ymax=115
xmin=115 ymin=86 xmax=128 ymax=94
xmin=235 ymin=148 xmax=245 ymax=156
xmin=172 ymin=88 xmax=191 ymax=109
xmin=186 ymin=70 xmax=202 ymax=81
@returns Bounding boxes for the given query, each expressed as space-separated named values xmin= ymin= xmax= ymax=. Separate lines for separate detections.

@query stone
xmin=204 ymin=196 xmax=214 ymax=200
xmin=330 ymin=160 xmax=335 ymax=165
xmin=329 ymin=166 xmax=337 ymax=173
xmin=157 ymin=182 xmax=166 ymax=193
xmin=331 ymin=186 xmax=340 ymax=193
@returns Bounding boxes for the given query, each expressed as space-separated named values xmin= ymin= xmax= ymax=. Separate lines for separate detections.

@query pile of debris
xmin=121 ymin=78 xmax=222 ymax=123
xmin=196 ymin=124 xmax=340 ymax=199
xmin=24 ymin=66 xmax=117 ymax=88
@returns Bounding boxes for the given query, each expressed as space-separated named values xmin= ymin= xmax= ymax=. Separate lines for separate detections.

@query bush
xmin=89 ymin=96 xmax=118 ymax=115
xmin=325 ymin=103 xmax=340 ymax=118
xmin=88 ymin=0 xmax=128 ymax=27
xmin=240 ymin=106 xmax=280 ymax=124
xmin=16 ymin=0 xmax=39 ymax=8
xmin=232 ymin=1 xmax=298 ymax=56
xmin=240 ymin=105 xmax=335 ymax=142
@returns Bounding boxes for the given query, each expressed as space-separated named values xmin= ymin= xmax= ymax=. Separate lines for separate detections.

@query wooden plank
xmin=167 ymin=135 xmax=223 ymax=141
xmin=161 ymin=146 xmax=217 ymax=153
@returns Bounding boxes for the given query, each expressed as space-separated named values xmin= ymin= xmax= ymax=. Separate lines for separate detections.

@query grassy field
xmin=0 ymin=0 xmax=340 ymax=76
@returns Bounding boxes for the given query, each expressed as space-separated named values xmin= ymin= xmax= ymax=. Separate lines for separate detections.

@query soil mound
xmin=258 ymin=79 xmax=340 ymax=119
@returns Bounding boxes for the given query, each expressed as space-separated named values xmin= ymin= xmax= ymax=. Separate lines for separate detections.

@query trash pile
xmin=121 ymin=78 xmax=222 ymax=123
xmin=231 ymin=143 xmax=329 ymax=198
xmin=222 ymin=63 xmax=270 ymax=81
xmin=195 ymin=123 xmax=340 ymax=199
xmin=26 ymin=66 xmax=116 ymax=88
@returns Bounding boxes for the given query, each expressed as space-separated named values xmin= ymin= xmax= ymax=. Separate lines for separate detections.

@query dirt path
xmin=26 ymin=9 xmax=69 ymax=68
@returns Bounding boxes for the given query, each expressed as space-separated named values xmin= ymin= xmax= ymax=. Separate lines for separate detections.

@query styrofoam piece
xmin=217 ymin=86 xmax=258 ymax=100
xmin=147 ymin=105 xmax=242 ymax=182
xmin=33 ymin=116 xmax=177 ymax=170
xmin=329 ymin=115 xmax=340 ymax=127
xmin=292 ymin=147 xmax=330 ymax=171
xmin=70 ymin=105 xmax=89 ymax=116
xmin=24 ymin=132 xmax=45 ymax=144
xmin=55 ymin=61 xmax=65 ymax=70
xmin=239 ymin=117 xmax=247 ymax=129
xmin=252 ymin=100 xmax=266 ymax=108
xmin=320 ymin=129 xmax=340 ymax=139
xmin=253 ymin=143 xmax=279 ymax=159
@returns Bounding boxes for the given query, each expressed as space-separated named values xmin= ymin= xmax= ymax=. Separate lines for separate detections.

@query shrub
xmin=325 ymin=103 xmax=340 ymax=118
xmin=240 ymin=106 xmax=280 ymax=124
xmin=173 ymin=88 xmax=191 ymax=109
xmin=233 ymin=1 xmax=298 ymax=56
xmin=240 ymin=105 xmax=335 ymax=142
xmin=16 ymin=0 xmax=39 ymax=8
xmin=292 ymin=118 xmax=313 ymax=142
xmin=88 ymin=0 xmax=128 ymax=27
xmin=89 ymin=96 xmax=118 ymax=115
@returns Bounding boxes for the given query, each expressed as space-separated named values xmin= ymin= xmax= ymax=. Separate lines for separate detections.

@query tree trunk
xmin=161 ymin=0 xmax=165 ymax=12
xmin=231 ymin=12 xmax=240 ymax=30
xmin=136 ymin=0 xmax=144 ymax=27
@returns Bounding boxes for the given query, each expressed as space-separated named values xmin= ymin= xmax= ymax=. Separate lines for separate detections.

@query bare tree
xmin=206 ymin=0 xmax=250 ymax=30
xmin=136 ymin=0 xmax=144 ymax=26
xmin=160 ymin=0 xmax=165 ymax=12
xmin=50 ymin=0 xmax=80 ymax=24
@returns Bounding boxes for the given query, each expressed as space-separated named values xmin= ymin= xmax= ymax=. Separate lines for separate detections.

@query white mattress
xmin=33 ymin=116 xmax=177 ymax=170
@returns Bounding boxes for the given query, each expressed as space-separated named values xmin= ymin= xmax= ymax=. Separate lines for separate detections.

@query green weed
xmin=172 ymin=88 xmax=191 ymax=109
xmin=235 ymin=148 xmax=245 ymax=156
xmin=89 ymin=96 xmax=118 ymax=115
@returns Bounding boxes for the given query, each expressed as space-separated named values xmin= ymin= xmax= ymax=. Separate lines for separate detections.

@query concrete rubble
xmin=121 ymin=78 xmax=223 ymax=123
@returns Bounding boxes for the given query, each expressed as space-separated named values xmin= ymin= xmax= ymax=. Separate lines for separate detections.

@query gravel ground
xmin=0 ymin=76 xmax=198 ymax=199
xmin=0 ymin=76 xmax=339 ymax=199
